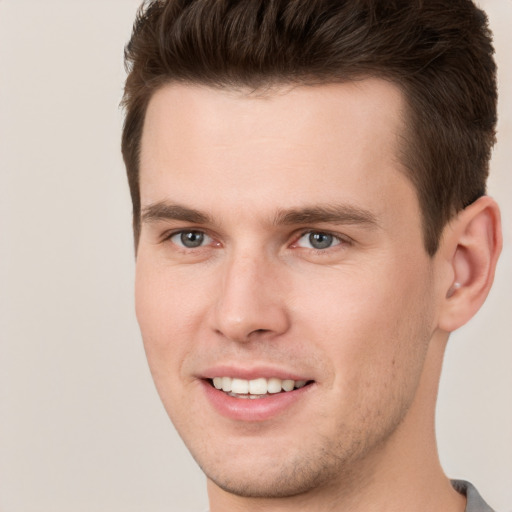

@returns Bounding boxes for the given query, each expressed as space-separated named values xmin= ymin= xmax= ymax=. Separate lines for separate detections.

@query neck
xmin=207 ymin=332 xmax=466 ymax=512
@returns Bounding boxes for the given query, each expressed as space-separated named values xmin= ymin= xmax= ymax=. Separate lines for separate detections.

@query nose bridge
xmin=213 ymin=246 xmax=289 ymax=342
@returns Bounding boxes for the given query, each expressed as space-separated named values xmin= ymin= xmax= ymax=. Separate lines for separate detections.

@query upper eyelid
xmin=161 ymin=226 xmax=211 ymax=241
xmin=294 ymin=228 xmax=351 ymax=243
xmin=158 ymin=227 xmax=351 ymax=247
xmin=170 ymin=230 xmax=212 ymax=246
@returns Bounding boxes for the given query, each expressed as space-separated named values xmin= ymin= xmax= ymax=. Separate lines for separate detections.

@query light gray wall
xmin=0 ymin=1 xmax=510 ymax=511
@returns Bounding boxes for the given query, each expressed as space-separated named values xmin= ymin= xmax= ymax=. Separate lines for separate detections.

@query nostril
xmin=251 ymin=329 xmax=270 ymax=335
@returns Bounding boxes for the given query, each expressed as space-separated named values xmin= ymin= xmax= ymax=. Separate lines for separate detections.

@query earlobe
xmin=438 ymin=196 xmax=502 ymax=332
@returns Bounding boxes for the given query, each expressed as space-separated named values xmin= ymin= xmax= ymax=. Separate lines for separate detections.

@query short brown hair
xmin=121 ymin=0 xmax=497 ymax=255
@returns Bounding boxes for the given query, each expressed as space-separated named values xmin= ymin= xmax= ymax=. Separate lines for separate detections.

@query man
xmin=121 ymin=1 xmax=502 ymax=511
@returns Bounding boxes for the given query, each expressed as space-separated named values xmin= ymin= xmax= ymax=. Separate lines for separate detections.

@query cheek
xmin=134 ymin=254 xmax=226 ymax=391
xmin=136 ymin=254 xmax=208 ymax=332
xmin=293 ymin=261 xmax=433 ymax=391
xmin=135 ymin=259 xmax=195 ymax=374
xmin=134 ymin=260 xmax=204 ymax=426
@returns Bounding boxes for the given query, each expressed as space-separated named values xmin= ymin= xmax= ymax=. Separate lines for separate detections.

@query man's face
xmin=136 ymin=80 xmax=441 ymax=498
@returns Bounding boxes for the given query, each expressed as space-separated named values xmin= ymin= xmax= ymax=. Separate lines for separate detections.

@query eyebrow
xmin=141 ymin=202 xmax=211 ymax=224
xmin=273 ymin=204 xmax=379 ymax=228
xmin=141 ymin=201 xmax=379 ymax=229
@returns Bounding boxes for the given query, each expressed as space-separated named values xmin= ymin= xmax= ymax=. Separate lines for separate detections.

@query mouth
xmin=201 ymin=372 xmax=315 ymax=421
xmin=208 ymin=376 xmax=314 ymax=399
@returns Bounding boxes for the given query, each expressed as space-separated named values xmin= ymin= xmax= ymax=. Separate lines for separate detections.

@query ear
xmin=437 ymin=196 xmax=502 ymax=332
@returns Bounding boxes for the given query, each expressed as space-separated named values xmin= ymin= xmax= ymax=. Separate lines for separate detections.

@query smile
xmin=202 ymin=374 xmax=315 ymax=421
xmin=211 ymin=377 xmax=310 ymax=398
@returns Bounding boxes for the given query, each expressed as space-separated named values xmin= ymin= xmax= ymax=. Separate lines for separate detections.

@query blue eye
xmin=170 ymin=230 xmax=211 ymax=248
xmin=296 ymin=232 xmax=341 ymax=250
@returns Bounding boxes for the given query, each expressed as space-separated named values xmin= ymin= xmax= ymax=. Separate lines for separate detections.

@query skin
xmin=135 ymin=80 xmax=501 ymax=511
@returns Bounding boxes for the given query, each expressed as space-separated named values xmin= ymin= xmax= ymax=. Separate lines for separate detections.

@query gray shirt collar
xmin=452 ymin=480 xmax=496 ymax=512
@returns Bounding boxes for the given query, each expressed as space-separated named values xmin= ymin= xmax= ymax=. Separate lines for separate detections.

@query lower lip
xmin=200 ymin=380 xmax=313 ymax=422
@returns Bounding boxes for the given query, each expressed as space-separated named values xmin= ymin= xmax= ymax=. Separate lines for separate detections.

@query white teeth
xmin=231 ymin=378 xmax=249 ymax=394
xmin=282 ymin=379 xmax=295 ymax=392
xmin=248 ymin=378 xmax=267 ymax=395
xmin=267 ymin=377 xmax=282 ymax=394
xmin=212 ymin=376 xmax=309 ymax=395
xmin=221 ymin=376 xmax=232 ymax=392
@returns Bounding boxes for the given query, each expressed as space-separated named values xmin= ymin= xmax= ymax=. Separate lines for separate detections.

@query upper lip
xmin=199 ymin=364 xmax=313 ymax=382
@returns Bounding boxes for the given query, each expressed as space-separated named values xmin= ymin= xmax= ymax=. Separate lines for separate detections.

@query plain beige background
xmin=0 ymin=1 xmax=510 ymax=511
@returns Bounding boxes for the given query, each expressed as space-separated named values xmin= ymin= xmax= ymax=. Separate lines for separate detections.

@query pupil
xmin=309 ymin=232 xmax=332 ymax=249
xmin=181 ymin=231 xmax=204 ymax=248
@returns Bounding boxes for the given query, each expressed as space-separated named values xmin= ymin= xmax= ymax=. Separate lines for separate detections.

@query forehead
xmin=139 ymin=79 xmax=417 ymax=229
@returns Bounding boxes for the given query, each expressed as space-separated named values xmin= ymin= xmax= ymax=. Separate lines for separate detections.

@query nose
xmin=211 ymin=251 xmax=291 ymax=343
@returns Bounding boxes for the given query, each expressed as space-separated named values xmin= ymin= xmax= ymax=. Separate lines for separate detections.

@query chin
xmin=205 ymin=464 xmax=327 ymax=499
xmin=196 ymin=441 xmax=357 ymax=500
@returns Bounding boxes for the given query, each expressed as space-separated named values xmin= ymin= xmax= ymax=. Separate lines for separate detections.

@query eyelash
xmin=162 ymin=229 xmax=351 ymax=254
xmin=292 ymin=230 xmax=350 ymax=252
xmin=164 ymin=229 xmax=215 ymax=250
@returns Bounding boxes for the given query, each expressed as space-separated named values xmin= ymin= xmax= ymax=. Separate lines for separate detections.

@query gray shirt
xmin=452 ymin=480 xmax=496 ymax=512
